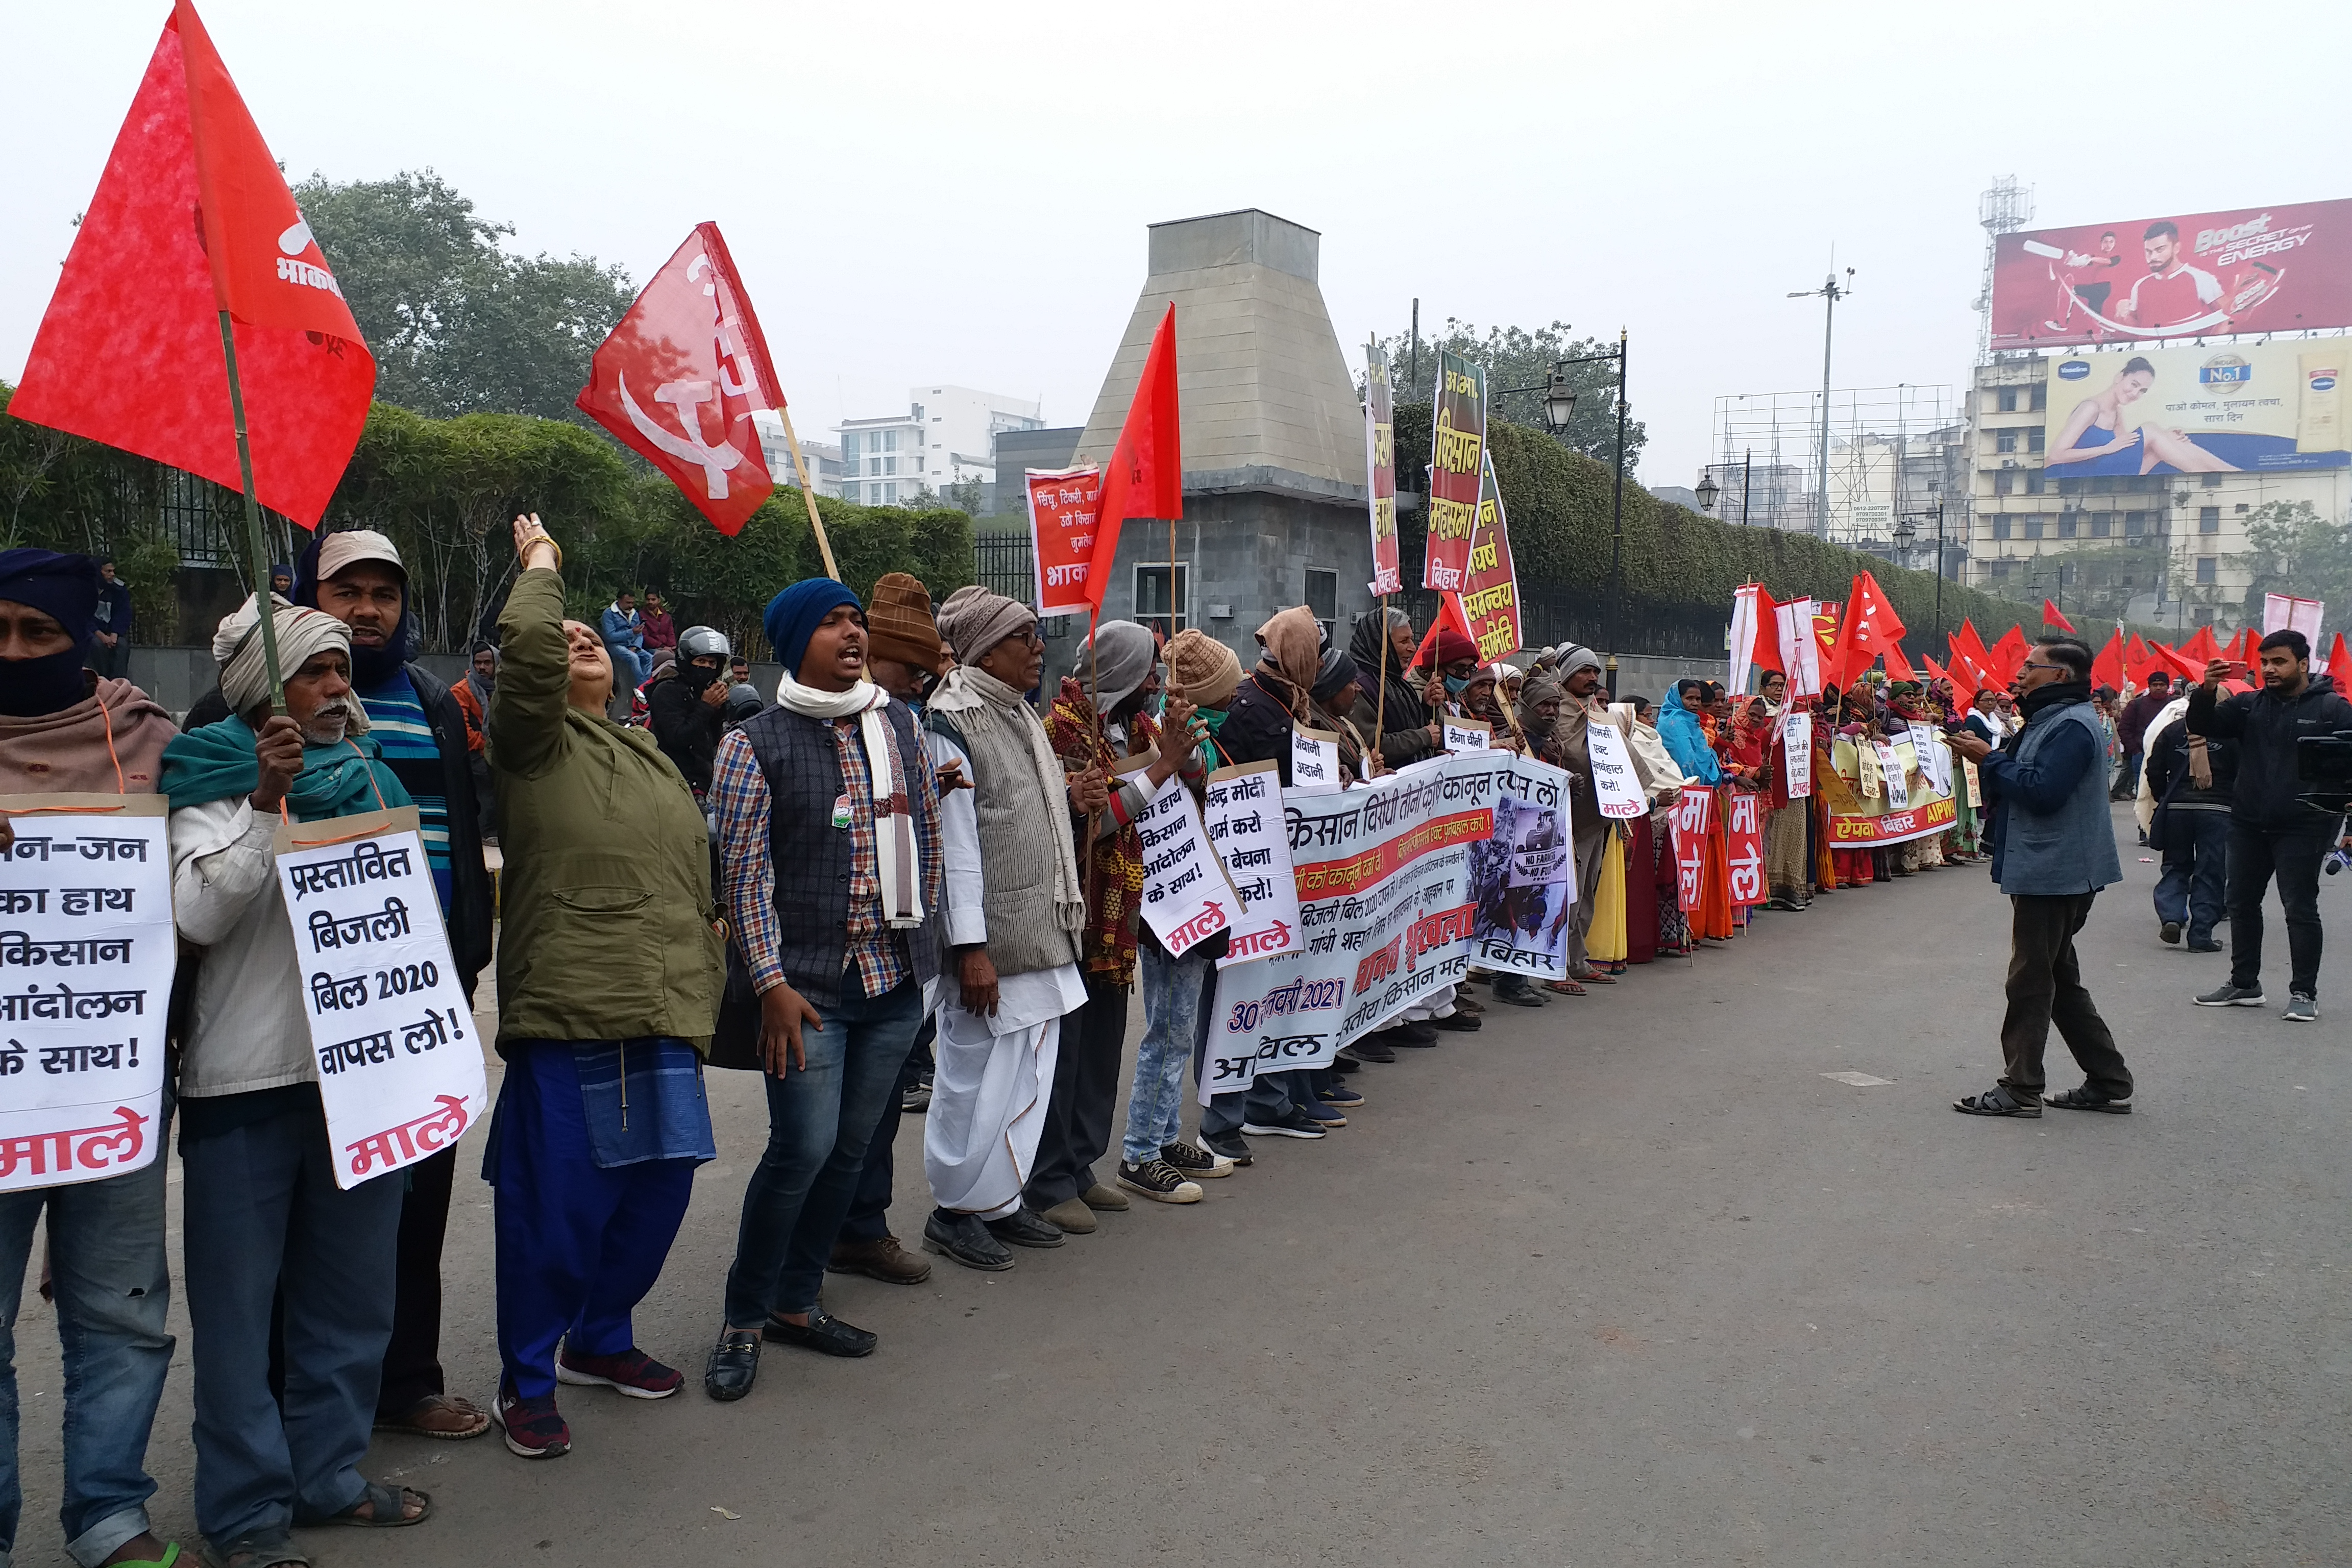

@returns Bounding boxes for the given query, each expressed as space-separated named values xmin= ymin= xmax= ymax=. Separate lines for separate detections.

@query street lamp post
xmin=1494 ymin=331 xmax=1631 ymax=695
xmin=1897 ymin=500 xmax=1947 ymax=640
xmin=1789 ymin=270 xmax=1854 ymax=541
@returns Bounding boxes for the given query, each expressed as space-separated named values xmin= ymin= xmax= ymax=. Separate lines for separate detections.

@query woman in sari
xmin=1619 ymin=698 xmax=1687 ymax=960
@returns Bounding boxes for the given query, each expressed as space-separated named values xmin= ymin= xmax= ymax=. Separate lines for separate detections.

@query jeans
xmin=838 ymin=1015 xmax=934 ymax=1244
xmin=181 ymin=1088 xmax=403 ymax=1548
xmin=0 ymin=1120 xmax=173 ymax=1568
xmin=2113 ymin=750 xmax=2142 ymax=799
xmin=722 ymin=973 xmax=922 ymax=1327
xmin=1998 ymin=893 xmax=2133 ymax=1104
xmin=2228 ymin=819 xmax=2337 ymax=998
xmin=606 ymin=642 xmax=651 ymax=691
xmin=1125 ymin=944 xmax=1211 ymax=1164
xmin=2154 ymin=808 xmax=2230 ymax=946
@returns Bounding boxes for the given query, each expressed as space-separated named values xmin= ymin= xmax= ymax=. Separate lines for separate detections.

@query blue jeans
xmin=722 ymin=973 xmax=922 ymax=1327
xmin=0 ymin=1112 xmax=174 ymax=1568
xmin=180 ymin=1088 xmax=402 ymax=1549
xmin=2154 ymin=809 xmax=2230 ymax=945
xmin=1125 ymin=944 xmax=1211 ymax=1163
xmin=606 ymin=642 xmax=651 ymax=691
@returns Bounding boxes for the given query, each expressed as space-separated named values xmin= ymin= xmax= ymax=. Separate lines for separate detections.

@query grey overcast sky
xmin=6 ymin=0 xmax=2349 ymax=493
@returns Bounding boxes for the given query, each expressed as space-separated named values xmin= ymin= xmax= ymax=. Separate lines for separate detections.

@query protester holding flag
xmin=704 ymin=578 xmax=944 ymax=1401
xmin=0 ymin=551 xmax=182 ymax=1568
xmin=483 ymin=517 xmax=724 ymax=1456
xmin=164 ymin=596 xmax=435 ymax=1557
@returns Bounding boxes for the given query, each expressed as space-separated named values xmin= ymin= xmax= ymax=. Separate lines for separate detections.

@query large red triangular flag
xmin=8 ymin=0 xmax=375 ymax=528
xmin=1951 ymin=620 xmax=1993 ymax=685
xmin=2325 ymin=632 xmax=2348 ymax=676
xmin=1987 ymin=625 xmax=2031 ymax=686
xmin=577 ymin=223 xmax=782 ymax=536
xmin=2123 ymin=632 xmax=2155 ymax=684
xmin=2180 ymin=624 xmax=2223 ymax=666
xmin=1084 ymin=302 xmax=1184 ymax=617
xmin=1410 ymin=592 xmax=1479 ymax=669
xmin=2147 ymin=641 xmax=2207 ymax=682
xmin=2042 ymin=598 xmax=2076 ymax=632
xmin=1827 ymin=572 xmax=1908 ymax=689
xmin=2090 ymin=627 xmax=2125 ymax=689
xmin=1749 ymin=584 xmax=1784 ymax=674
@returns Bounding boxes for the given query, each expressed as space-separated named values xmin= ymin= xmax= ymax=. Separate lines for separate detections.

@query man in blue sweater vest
xmin=1949 ymin=635 xmax=2134 ymax=1118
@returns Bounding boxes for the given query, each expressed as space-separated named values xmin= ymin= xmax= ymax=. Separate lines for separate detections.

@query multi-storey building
xmin=837 ymin=386 xmax=1044 ymax=511
xmin=750 ymin=415 xmax=843 ymax=500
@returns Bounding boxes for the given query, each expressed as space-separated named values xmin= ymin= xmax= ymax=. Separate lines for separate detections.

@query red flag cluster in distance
xmin=9 ymin=0 xmax=376 ymax=528
xmin=576 ymin=224 xmax=785 ymax=537
xmin=1081 ymin=303 xmax=1184 ymax=618
xmin=1825 ymin=571 xmax=1910 ymax=688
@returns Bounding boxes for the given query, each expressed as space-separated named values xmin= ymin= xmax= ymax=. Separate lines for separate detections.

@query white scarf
xmin=774 ymin=671 xmax=923 ymax=930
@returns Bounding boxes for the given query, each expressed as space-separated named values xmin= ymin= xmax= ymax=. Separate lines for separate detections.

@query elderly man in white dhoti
xmin=917 ymin=586 xmax=1099 ymax=1270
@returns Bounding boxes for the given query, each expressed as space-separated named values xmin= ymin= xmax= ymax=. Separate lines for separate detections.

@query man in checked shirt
xmin=702 ymin=579 xmax=944 ymax=1404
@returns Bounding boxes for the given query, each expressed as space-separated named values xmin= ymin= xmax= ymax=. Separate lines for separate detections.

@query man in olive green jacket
xmin=481 ymin=514 xmax=726 ymax=1461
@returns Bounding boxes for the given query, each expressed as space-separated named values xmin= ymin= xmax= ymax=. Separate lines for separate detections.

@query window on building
xmin=2124 ymin=475 xmax=2151 ymax=493
xmin=884 ymin=457 xmax=897 ymax=476
xmin=2026 ymin=428 xmax=2045 ymax=454
xmin=912 ymin=456 xmax=923 ymax=473
xmin=885 ymin=482 xmax=899 ymax=504
xmin=2030 ymin=384 xmax=2047 ymax=411
xmin=2194 ymin=605 xmax=2214 ymax=623
xmin=1996 ymin=430 xmax=2017 ymax=454
xmin=1992 ymin=516 xmax=2012 ymax=541
xmin=1993 ymin=471 xmax=2013 ymax=497
xmin=843 ymin=433 xmax=859 ymax=457
xmin=2125 ymin=511 xmax=2146 ymax=537
xmin=1133 ymin=562 xmax=1191 ymax=634
xmin=1989 ymin=560 xmax=2013 ymax=580
xmin=2203 ymin=472 xmax=2224 ymax=488
xmin=2024 ymin=517 xmax=2044 ymax=541
xmin=2057 ymin=476 xmax=2082 ymax=496
xmin=885 ymin=431 xmax=898 ymax=453
xmin=2059 ymin=513 xmax=2078 ymax=539
xmin=1997 ymin=386 xmax=2018 ymax=412
xmin=1304 ymin=568 xmax=1339 ymax=642
xmin=2091 ymin=476 xmax=2116 ymax=494
xmin=2025 ymin=470 xmax=2046 ymax=495
xmin=2091 ymin=513 xmax=2111 ymax=538
xmin=2199 ymin=505 xmax=2220 ymax=533
xmin=2196 ymin=556 xmax=2216 ymax=584
xmin=911 ymin=404 xmax=924 ymax=422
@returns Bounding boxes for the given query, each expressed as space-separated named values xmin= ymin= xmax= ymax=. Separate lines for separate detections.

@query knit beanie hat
xmin=1166 ymin=629 xmax=1241 ymax=707
xmin=866 ymin=572 xmax=946 ymax=673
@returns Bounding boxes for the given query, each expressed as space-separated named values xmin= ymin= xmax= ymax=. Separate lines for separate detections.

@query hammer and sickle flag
xmin=9 ymin=0 xmax=376 ymax=529
xmin=576 ymin=223 xmax=785 ymax=536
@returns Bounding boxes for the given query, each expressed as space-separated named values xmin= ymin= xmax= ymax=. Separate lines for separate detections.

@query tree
xmin=2229 ymin=499 xmax=2352 ymax=620
xmin=290 ymin=170 xmax=636 ymax=423
xmin=1368 ymin=319 xmax=1645 ymax=469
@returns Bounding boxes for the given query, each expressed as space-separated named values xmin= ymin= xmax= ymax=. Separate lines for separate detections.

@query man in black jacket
xmin=648 ymin=624 xmax=731 ymax=796
xmin=2143 ymin=700 xmax=2235 ymax=950
xmin=181 ymin=529 xmax=495 ymax=1438
xmin=2187 ymin=630 xmax=2352 ymax=1022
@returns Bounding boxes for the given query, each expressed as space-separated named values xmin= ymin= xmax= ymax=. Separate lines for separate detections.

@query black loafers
xmin=764 ymin=1305 xmax=877 ymax=1358
xmin=985 ymin=1206 xmax=1067 ymax=1248
xmin=923 ymin=1209 xmax=1015 ymax=1271
xmin=703 ymin=1330 xmax=761 ymax=1401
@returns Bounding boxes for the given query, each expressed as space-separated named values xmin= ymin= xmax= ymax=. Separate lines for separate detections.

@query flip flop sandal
xmin=200 ymin=1539 xmax=307 ymax=1568
xmin=1952 ymin=1087 xmax=2041 ymax=1118
xmin=307 ymin=1480 xmax=433 ymax=1528
xmin=114 ymin=1546 xmax=185 ymax=1568
xmin=1546 ymin=979 xmax=1587 ymax=996
xmin=1578 ymin=972 xmax=1617 ymax=985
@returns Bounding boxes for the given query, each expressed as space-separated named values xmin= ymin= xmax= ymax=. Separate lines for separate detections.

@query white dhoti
xmin=923 ymin=965 xmax=1082 ymax=1220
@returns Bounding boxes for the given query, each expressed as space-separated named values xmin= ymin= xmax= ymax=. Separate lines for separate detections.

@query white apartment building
xmin=838 ymin=385 xmax=1044 ymax=510
xmin=750 ymin=413 xmax=844 ymax=500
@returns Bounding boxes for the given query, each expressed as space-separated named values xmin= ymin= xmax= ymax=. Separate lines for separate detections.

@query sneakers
xmin=2285 ymin=993 xmax=2319 ymax=1023
xmin=900 ymin=1075 xmax=933 ymax=1113
xmin=1241 ymin=1108 xmax=1328 ymax=1140
xmin=1161 ymin=1140 xmax=1235 ymax=1178
xmin=491 ymin=1383 xmax=571 ymax=1459
xmin=1317 ymin=1081 xmax=1366 ymax=1109
xmin=1343 ymin=1038 xmax=1396 ymax=1064
xmin=1388 ymin=1020 xmax=1440 ymax=1047
xmin=1293 ymin=1099 xmax=1347 ymax=1127
xmin=555 ymin=1346 xmax=683 ymax=1400
xmin=1431 ymin=1011 xmax=1482 ymax=1032
xmin=2194 ymin=983 xmax=2267 ymax=1007
xmin=1116 ymin=1158 xmax=1204 ymax=1204
xmin=1198 ymin=1128 xmax=1253 ymax=1166
xmin=2159 ymin=921 xmax=2182 ymax=945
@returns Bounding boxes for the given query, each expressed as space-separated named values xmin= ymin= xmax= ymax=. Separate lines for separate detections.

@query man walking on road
xmin=2186 ymin=631 xmax=2352 ymax=1022
xmin=1949 ymin=636 xmax=2133 ymax=1118
xmin=2112 ymin=670 xmax=2170 ymax=801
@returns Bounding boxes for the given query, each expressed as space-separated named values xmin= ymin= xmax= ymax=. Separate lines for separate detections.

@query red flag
xmin=2090 ymin=627 xmax=2125 ymax=689
xmin=2179 ymin=624 xmax=2223 ymax=666
xmin=1411 ymin=592 xmax=1479 ymax=669
xmin=2147 ymin=641 xmax=2206 ymax=682
xmin=576 ymin=223 xmax=782 ymax=537
xmin=2042 ymin=598 xmax=2076 ymax=631
xmin=1084 ymin=303 xmax=1184 ymax=617
xmin=2325 ymin=632 xmax=2349 ymax=677
xmin=1748 ymin=584 xmax=1784 ymax=674
xmin=8 ymin=1 xmax=375 ymax=528
xmin=1987 ymin=625 xmax=2031 ymax=686
xmin=1827 ymin=571 xmax=1908 ymax=688
xmin=2123 ymin=632 xmax=2156 ymax=684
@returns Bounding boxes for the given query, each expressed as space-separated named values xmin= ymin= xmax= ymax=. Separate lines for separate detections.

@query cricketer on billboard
xmin=1989 ymin=200 xmax=2352 ymax=350
xmin=2042 ymin=341 xmax=2346 ymax=477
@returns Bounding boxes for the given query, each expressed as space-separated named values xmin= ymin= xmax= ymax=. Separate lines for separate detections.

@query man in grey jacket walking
xmin=1948 ymin=636 xmax=2134 ymax=1117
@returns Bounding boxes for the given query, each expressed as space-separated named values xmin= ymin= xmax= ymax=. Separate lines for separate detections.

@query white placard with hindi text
xmin=1290 ymin=727 xmax=1344 ymax=795
xmin=1129 ymin=769 xmax=1233 ymax=960
xmin=0 ymin=797 xmax=170 ymax=1192
xmin=275 ymin=808 xmax=487 ymax=1191
xmin=1203 ymin=763 xmax=1302 ymax=968
xmin=1442 ymin=718 xmax=1493 ymax=754
xmin=1584 ymin=719 xmax=1647 ymax=819
xmin=1780 ymin=712 xmax=1814 ymax=798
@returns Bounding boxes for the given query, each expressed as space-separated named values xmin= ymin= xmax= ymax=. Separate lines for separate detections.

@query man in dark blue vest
xmin=703 ymin=579 xmax=943 ymax=1402
xmin=1949 ymin=635 xmax=2133 ymax=1117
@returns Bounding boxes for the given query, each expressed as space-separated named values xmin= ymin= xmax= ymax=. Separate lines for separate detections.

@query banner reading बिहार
xmin=1821 ymin=733 xmax=1957 ymax=847
xmin=1200 ymin=751 xmax=1574 ymax=1102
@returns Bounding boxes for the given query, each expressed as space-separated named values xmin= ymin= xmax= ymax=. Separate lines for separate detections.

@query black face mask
xmin=0 ymin=646 xmax=92 ymax=717
xmin=680 ymin=658 xmax=725 ymax=694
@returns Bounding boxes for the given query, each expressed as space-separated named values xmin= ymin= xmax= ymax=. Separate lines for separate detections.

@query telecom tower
xmin=1973 ymin=177 xmax=2034 ymax=362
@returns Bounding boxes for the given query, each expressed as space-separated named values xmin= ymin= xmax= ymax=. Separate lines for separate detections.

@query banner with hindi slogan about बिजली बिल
xmin=1199 ymin=751 xmax=1576 ymax=1102
xmin=0 ymin=796 xmax=172 ymax=1193
xmin=1423 ymin=349 xmax=1486 ymax=594
xmin=274 ymin=806 xmax=487 ymax=1191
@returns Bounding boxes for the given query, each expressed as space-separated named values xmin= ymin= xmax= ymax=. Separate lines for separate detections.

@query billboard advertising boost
xmin=1990 ymin=200 xmax=2352 ymax=350
xmin=2042 ymin=341 xmax=2347 ymax=476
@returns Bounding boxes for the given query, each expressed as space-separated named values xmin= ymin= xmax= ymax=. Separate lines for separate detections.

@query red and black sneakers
xmin=491 ymin=1383 xmax=571 ymax=1460
xmin=555 ymin=1346 xmax=685 ymax=1400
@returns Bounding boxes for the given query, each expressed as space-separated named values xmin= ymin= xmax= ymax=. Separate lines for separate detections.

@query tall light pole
xmin=1789 ymin=268 xmax=1854 ymax=541
xmin=1495 ymin=330 xmax=1631 ymax=694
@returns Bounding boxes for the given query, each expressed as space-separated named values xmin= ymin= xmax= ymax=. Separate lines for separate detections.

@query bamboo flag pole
xmin=217 ymin=311 xmax=285 ymax=712
xmin=771 ymin=401 xmax=841 ymax=581
xmin=1373 ymin=596 xmax=1390 ymax=759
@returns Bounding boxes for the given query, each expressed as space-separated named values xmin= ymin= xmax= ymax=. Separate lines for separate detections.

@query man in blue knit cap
xmin=703 ymin=579 xmax=943 ymax=1403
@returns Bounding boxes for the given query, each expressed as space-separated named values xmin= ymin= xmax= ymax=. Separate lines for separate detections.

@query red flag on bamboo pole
xmin=1826 ymin=571 xmax=1908 ymax=687
xmin=2042 ymin=598 xmax=2076 ymax=631
xmin=7 ymin=0 xmax=376 ymax=527
xmin=1082 ymin=303 xmax=1183 ymax=618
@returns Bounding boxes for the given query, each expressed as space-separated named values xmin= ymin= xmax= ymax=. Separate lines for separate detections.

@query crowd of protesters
xmin=0 ymin=520 xmax=2345 ymax=1568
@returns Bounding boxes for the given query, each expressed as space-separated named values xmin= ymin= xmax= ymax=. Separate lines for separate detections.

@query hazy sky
xmin=7 ymin=1 xmax=2349 ymax=494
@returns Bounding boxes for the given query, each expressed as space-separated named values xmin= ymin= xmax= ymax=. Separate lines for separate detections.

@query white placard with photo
xmin=275 ymin=807 xmax=487 ymax=1191
xmin=0 ymin=797 xmax=171 ymax=1192
xmin=1204 ymin=763 xmax=1302 ymax=968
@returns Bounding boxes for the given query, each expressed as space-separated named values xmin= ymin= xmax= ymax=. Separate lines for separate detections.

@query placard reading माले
xmin=1584 ymin=719 xmax=1648 ymax=819
xmin=1130 ymin=769 xmax=1233 ymax=960
xmin=275 ymin=808 xmax=487 ymax=1191
xmin=1203 ymin=763 xmax=1301 ymax=968
xmin=0 ymin=797 xmax=170 ymax=1192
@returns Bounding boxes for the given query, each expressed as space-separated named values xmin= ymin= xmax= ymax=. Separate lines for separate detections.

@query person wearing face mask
xmin=648 ymin=625 xmax=734 ymax=798
xmin=0 ymin=551 xmax=181 ymax=1568
xmin=163 ymin=596 xmax=435 ymax=1562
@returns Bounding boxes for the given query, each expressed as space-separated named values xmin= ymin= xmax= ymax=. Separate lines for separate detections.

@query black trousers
xmin=1999 ymin=893 xmax=2133 ymax=1104
xmin=838 ymin=1014 xmax=934 ymax=1243
xmin=1024 ymin=971 xmax=1128 ymax=1210
xmin=2227 ymin=820 xmax=2335 ymax=999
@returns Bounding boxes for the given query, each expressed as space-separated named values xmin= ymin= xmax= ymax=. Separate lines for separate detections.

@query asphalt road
xmin=9 ymin=806 xmax=2347 ymax=1566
